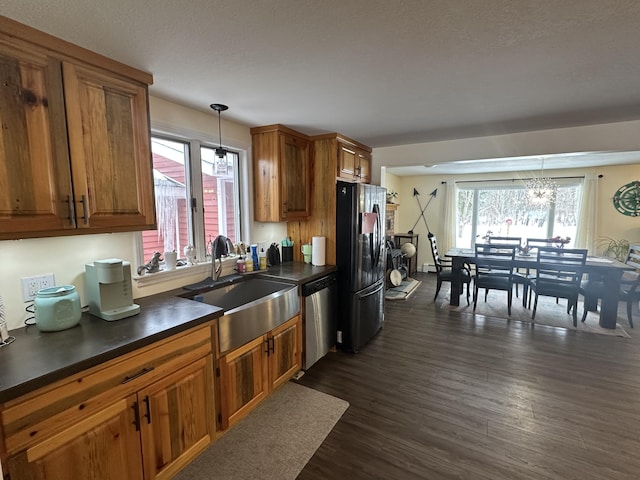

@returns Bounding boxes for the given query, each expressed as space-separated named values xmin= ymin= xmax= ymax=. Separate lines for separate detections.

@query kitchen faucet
xmin=210 ymin=235 xmax=235 ymax=280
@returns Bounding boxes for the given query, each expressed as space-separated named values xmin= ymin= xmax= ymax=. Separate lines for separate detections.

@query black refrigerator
xmin=336 ymin=181 xmax=387 ymax=352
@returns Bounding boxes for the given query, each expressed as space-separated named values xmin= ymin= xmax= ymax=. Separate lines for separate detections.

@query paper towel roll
xmin=312 ymin=236 xmax=326 ymax=266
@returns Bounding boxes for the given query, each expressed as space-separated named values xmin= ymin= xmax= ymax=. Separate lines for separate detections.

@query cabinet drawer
xmin=1 ymin=324 xmax=212 ymax=455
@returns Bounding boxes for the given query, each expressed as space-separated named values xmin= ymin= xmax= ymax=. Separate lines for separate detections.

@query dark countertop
xmin=0 ymin=261 xmax=336 ymax=404
xmin=0 ymin=295 xmax=223 ymax=404
xmin=256 ymin=262 xmax=337 ymax=284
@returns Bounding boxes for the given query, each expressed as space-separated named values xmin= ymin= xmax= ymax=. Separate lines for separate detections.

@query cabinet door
xmin=0 ymin=38 xmax=74 ymax=237
xmin=279 ymin=133 xmax=310 ymax=219
xmin=269 ymin=315 xmax=302 ymax=390
xmin=63 ymin=62 xmax=155 ymax=231
xmin=138 ymin=355 xmax=215 ymax=480
xmin=218 ymin=335 xmax=269 ymax=430
xmin=6 ymin=396 xmax=143 ymax=480
xmin=357 ymin=150 xmax=371 ymax=184
xmin=338 ymin=145 xmax=357 ymax=180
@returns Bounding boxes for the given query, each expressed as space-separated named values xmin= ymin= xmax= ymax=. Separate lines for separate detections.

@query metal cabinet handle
xmin=122 ymin=366 xmax=155 ymax=384
xmin=264 ymin=338 xmax=270 ymax=354
xmin=269 ymin=337 xmax=275 ymax=354
xmin=143 ymin=396 xmax=152 ymax=424
xmin=65 ymin=195 xmax=77 ymax=227
xmin=79 ymin=194 xmax=88 ymax=224
xmin=132 ymin=401 xmax=140 ymax=431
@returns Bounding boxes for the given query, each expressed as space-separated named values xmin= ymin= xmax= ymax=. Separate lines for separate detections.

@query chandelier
xmin=525 ymin=158 xmax=557 ymax=207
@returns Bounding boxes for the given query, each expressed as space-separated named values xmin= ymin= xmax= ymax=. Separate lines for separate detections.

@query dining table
xmin=445 ymin=248 xmax=635 ymax=329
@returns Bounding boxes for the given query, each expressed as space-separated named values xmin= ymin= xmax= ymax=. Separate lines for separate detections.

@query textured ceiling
xmin=4 ymin=1 xmax=640 ymax=150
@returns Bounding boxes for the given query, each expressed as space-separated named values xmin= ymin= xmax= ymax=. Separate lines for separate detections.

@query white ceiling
xmin=4 ymin=1 xmax=640 ymax=172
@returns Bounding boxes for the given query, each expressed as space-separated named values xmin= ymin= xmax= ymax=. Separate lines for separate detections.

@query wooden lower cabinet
xmin=138 ymin=354 xmax=215 ymax=480
xmin=6 ymin=396 xmax=144 ymax=480
xmin=1 ymin=326 xmax=215 ymax=480
xmin=218 ymin=315 xmax=302 ymax=430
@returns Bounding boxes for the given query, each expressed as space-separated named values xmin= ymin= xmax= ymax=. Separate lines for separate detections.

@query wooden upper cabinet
xmin=252 ymin=124 xmax=311 ymax=222
xmin=338 ymin=139 xmax=372 ymax=183
xmin=0 ymin=37 xmax=73 ymax=235
xmin=63 ymin=62 xmax=154 ymax=231
xmin=0 ymin=16 xmax=155 ymax=240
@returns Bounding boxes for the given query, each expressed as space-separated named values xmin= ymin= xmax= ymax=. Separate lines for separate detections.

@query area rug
xmin=436 ymin=290 xmax=631 ymax=338
xmin=386 ymin=278 xmax=422 ymax=300
xmin=174 ymin=382 xmax=349 ymax=480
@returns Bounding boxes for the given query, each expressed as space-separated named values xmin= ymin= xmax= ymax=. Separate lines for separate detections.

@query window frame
xmin=134 ymin=122 xmax=249 ymax=283
xmin=456 ymin=178 xmax=582 ymax=248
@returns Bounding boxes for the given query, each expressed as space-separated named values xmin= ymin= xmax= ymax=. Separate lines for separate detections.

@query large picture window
xmin=139 ymin=135 xmax=240 ymax=265
xmin=456 ymin=180 xmax=581 ymax=248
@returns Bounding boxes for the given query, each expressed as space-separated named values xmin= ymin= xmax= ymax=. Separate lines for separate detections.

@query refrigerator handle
xmin=372 ymin=203 xmax=382 ymax=269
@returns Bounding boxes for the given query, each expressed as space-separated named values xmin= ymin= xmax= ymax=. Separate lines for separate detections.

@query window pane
xmin=456 ymin=184 xmax=580 ymax=248
xmin=201 ymin=147 xmax=239 ymax=245
xmin=142 ymin=138 xmax=190 ymax=261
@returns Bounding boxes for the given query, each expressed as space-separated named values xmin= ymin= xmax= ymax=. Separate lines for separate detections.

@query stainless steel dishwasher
xmin=301 ymin=273 xmax=337 ymax=370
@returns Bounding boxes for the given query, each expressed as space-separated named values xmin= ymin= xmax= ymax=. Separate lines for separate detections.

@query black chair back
xmin=474 ymin=244 xmax=517 ymax=277
xmin=532 ymin=247 xmax=587 ymax=319
xmin=428 ymin=234 xmax=444 ymax=273
xmin=525 ymin=238 xmax=555 ymax=252
xmin=489 ymin=236 xmax=522 ymax=247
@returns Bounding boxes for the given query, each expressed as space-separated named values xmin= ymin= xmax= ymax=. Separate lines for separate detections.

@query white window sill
xmin=133 ymin=257 xmax=239 ymax=287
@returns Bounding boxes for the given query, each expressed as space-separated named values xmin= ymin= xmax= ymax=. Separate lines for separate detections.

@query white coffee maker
xmin=85 ymin=258 xmax=140 ymax=321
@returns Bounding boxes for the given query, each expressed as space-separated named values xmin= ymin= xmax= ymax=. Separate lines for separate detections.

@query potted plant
xmin=386 ymin=191 xmax=398 ymax=204
xmin=597 ymin=237 xmax=630 ymax=261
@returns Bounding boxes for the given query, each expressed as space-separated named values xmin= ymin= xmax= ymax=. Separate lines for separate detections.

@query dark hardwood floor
xmin=296 ymin=272 xmax=640 ymax=480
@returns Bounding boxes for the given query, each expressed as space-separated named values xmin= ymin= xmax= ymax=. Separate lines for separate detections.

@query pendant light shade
xmin=210 ymin=103 xmax=229 ymax=158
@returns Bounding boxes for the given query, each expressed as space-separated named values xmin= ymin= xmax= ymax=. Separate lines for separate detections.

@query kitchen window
xmin=137 ymin=135 xmax=241 ymax=268
xmin=456 ymin=180 xmax=581 ymax=248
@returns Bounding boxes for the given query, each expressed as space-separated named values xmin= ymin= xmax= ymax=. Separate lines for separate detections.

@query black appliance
xmin=336 ymin=181 xmax=386 ymax=352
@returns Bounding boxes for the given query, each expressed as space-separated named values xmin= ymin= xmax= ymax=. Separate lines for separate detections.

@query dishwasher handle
xmin=302 ymin=274 xmax=337 ymax=297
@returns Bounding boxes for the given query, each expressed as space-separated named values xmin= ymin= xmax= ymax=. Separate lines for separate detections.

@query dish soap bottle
xmin=259 ymin=248 xmax=267 ymax=270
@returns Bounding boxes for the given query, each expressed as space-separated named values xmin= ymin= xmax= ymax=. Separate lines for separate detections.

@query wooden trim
xmin=250 ymin=124 xmax=309 ymax=140
xmin=0 ymin=15 xmax=153 ymax=85
xmin=311 ymin=132 xmax=372 ymax=153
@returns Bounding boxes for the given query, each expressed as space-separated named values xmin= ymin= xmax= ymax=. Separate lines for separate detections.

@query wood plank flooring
xmin=296 ymin=272 xmax=640 ymax=480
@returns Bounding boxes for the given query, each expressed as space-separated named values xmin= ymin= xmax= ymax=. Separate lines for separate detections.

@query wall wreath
xmin=612 ymin=180 xmax=640 ymax=217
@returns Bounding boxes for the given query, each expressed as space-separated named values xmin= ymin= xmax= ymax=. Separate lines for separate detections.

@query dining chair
xmin=428 ymin=233 xmax=471 ymax=304
xmin=580 ymin=272 xmax=640 ymax=328
xmin=489 ymin=236 xmax=528 ymax=305
xmin=528 ymin=247 xmax=588 ymax=326
xmin=626 ymin=243 xmax=640 ymax=269
xmin=473 ymin=243 xmax=517 ymax=315
xmin=525 ymin=238 xmax=556 ymax=253
xmin=579 ymin=243 xmax=640 ymax=328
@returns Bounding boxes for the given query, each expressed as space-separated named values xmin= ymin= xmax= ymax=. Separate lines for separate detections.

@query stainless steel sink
xmin=188 ymin=278 xmax=299 ymax=353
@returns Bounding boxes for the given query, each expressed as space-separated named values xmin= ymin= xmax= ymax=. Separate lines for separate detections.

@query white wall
xmin=0 ymin=97 xmax=286 ymax=331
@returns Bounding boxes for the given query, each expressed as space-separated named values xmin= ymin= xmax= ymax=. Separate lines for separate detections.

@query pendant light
xmin=210 ymin=103 xmax=229 ymax=158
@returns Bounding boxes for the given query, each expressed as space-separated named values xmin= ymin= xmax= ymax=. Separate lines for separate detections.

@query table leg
xmin=598 ymin=269 xmax=622 ymax=329
xmin=449 ymin=257 xmax=464 ymax=306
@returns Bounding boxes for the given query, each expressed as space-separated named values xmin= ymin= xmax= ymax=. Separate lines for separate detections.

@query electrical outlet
xmin=21 ymin=273 xmax=56 ymax=302
xmin=38 ymin=274 xmax=55 ymax=291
